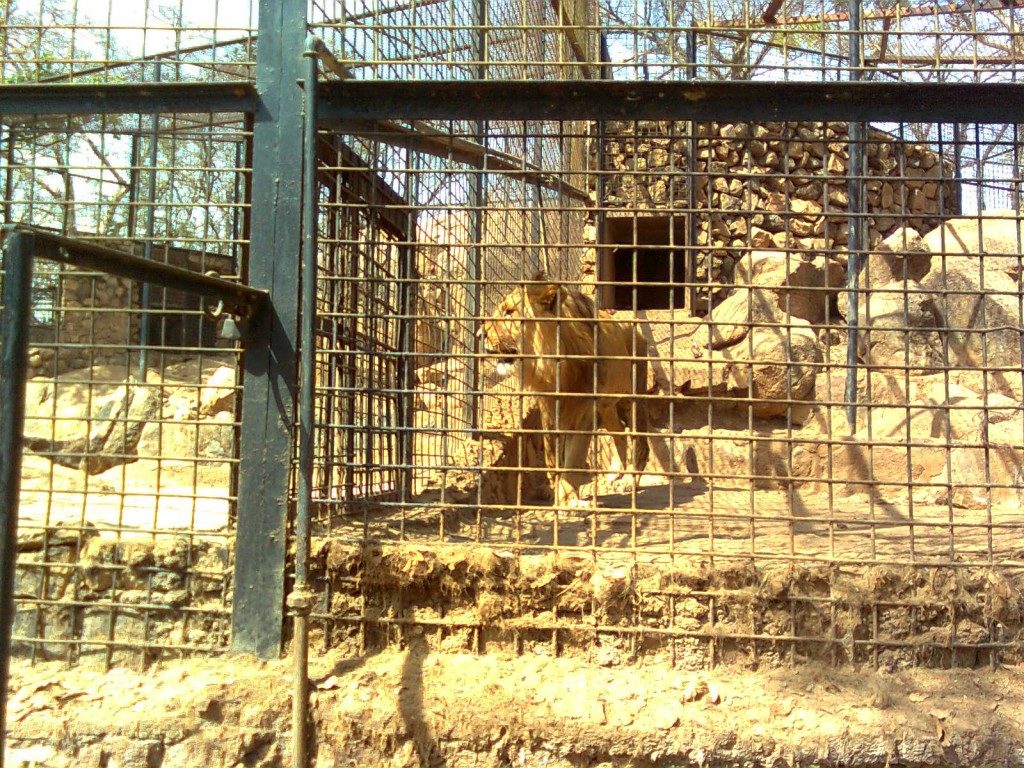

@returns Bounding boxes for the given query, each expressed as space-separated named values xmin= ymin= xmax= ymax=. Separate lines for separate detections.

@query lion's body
xmin=481 ymin=277 xmax=650 ymax=507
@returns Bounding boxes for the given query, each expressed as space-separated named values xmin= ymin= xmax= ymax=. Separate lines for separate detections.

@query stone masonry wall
xmin=13 ymin=533 xmax=231 ymax=665
xmin=29 ymin=269 xmax=138 ymax=376
xmin=586 ymin=120 xmax=960 ymax=299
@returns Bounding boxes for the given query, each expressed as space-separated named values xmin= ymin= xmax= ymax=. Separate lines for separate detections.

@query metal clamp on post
xmin=285 ymin=588 xmax=316 ymax=616
xmin=203 ymin=270 xmax=246 ymax=341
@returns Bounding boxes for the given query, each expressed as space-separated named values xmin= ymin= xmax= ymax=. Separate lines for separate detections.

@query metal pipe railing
xmin=1 ymin=225 xmax=267 ymax=319
xmin=285 ymin=35 xmax=322 ymax=768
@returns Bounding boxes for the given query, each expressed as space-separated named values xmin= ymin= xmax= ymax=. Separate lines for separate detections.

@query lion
xmin=480 ymin=273 xmax=650 ymax=508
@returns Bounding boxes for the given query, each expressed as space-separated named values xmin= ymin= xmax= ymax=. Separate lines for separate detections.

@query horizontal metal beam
xmin=5 ymin=79 xmax=1021 ymax=124
xmin=0 ymin=81 xmax=255 ymax=116
xmin=2 ymin=225 xmax=267 ymax=318
xmin=341 ymin=119 xmax=591 ymax=202
xmin=319 ymin=80 xmax=1024 ymax=124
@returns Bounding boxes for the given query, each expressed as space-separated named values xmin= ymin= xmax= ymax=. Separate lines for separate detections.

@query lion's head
xmin=480 ymin=276 xmax=558 ymax=379
xmin=480 ymin=273 xmax=596 ymax=384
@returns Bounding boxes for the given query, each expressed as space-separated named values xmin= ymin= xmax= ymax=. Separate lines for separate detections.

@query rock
xmin=24 ymin=378 xmax=162 ymax=475
xmin=735 ymin=251 xmax=845 ymax=324
xmin=139 ymin=408 xmax=235 ymax=467
xmin=808 ymin=369 xmax=1024 ymax=504
xmin=749 ymin=227 xmax=774 ymax=248
xmin=712 ymin=318 xmax=823 ymax=418
xmin=921 ymin=211 xmax=1024 ymax=280
xmin=845 ymin=280 xmax=946 ymax=373
xmin=699 ymin=286 xmax=782 ymax=351
xmin=859 ymin=226 xmax=931 ymax=287
xmin=83 ymin=382 xmax=163 ymax=474
xmin=636 ymin=309 xmax=704 ymax=394
xmin=198 ymin=365 xmax=236 ymax=416
xmin=919 ymin=255 xmax=1023 ymax=369
xmin=165 ymin=390 xmax=196 ymax=421
xmin=922 ymin=382 xmax=1020 ymax=442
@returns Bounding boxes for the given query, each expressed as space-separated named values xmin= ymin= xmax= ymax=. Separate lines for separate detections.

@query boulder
xmin=921 ymin=211 xmax=1024 ymax=280
xmin=810 ymin=371 xmax=1024 ymax=506
xmin=919 ymin=255 xmax=1023 ymax=370
xmin=859 ymin=226 xmax=931 ymax=287
xmin=851 ymin=280 xmax=946 ymax=373
xmin=26 ymin=378 xmax=163 ymax=475
xmin=636 ymin=309 xmax=704 ymax=394
xmin=698 ymin=286 xmax=782 ymax=351
xmin=837 ymin=228 xmax=930 ymax=318
xmin=139 ymin=408 xmax=235 ymax=466
xmin=734 ymin=251 xmax=845 ymax=324
xmin=198 ymin=365 xmax=236 ymax=416
xmin=712 ymin=318 xmax=823 ymax=419
xmin=922 ymin=383 xmax=1020 ymax=442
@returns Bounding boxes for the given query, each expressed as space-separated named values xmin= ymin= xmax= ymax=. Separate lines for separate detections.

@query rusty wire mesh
xmin=1 ymin=0 xmax=1023 ymax=672
xmin=307 ymin=0 xmax=1024 ymax=670
xmin=0 ymin=0 xmax=257 ymax=665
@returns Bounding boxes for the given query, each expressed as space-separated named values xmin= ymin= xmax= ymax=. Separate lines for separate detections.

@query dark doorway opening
xmin=602 ymin=216 xmax=687 ymax=311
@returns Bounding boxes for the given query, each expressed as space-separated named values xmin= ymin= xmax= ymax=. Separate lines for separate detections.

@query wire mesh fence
xmin=0 ymin=0 xmax=255 ymax=84
xmin=2 ymin=0 xmax=1024 ymax=672
xmin=306 ymin=0 xmax=1024 ymax=670
xmin=0 ymin=0 xmax=257 ymax=665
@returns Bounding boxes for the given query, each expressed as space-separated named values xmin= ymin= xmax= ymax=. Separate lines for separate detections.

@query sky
xmin=67 ymin=0 xmax=258 ymax=60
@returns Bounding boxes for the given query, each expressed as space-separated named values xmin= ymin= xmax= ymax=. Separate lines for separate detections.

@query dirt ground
xmin=6 ymin=647 xmax=1024 ymax=768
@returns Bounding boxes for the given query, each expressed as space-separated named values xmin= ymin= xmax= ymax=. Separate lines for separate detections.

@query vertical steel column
xmin=0 ymin=230 xmax=34 ymax=765
xmin=845 ymin=0 xmax=865 ymax=429
xmin=138 ymin=61 xmax=161 ymax=377
xmin=231 ymin=0 xmax=306 ymax=658
xmin=686 ymin=28 xmax=699 ymax=312
xmin=465 ymin=0 xmax=488 ymax=431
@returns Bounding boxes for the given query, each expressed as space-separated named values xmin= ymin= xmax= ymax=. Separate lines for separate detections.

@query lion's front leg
xmin=555 ymin=418 xmax=594 ymax=509
xmin=537 ymin=399 xmax=560 ymax=502
xmin=542 ymin=430 xmax=560 ymax=500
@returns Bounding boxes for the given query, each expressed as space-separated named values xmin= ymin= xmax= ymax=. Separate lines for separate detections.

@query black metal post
xmin=686 ymin=27 xmax=699 ymax=312
xmin=231 ymin=0 xmax=306 ymax=659
xmin=0 ymin=229 xmax=34 ymax=767
xmin=845 ymin=0 xmax=865 ymax=429
xmin=138 ymin=60 xmax=161 ymax=378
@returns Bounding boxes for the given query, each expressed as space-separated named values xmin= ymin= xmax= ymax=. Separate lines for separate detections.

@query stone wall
xmin=586 ymin=120 xmax=959 ymax=299
xmin=25 ymin=240 xmax=234 ymax=377
xmin=29 ymin=269 xmax=138 ymax=376
xmin=13 ymin=533 xmax=231 ymax=665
